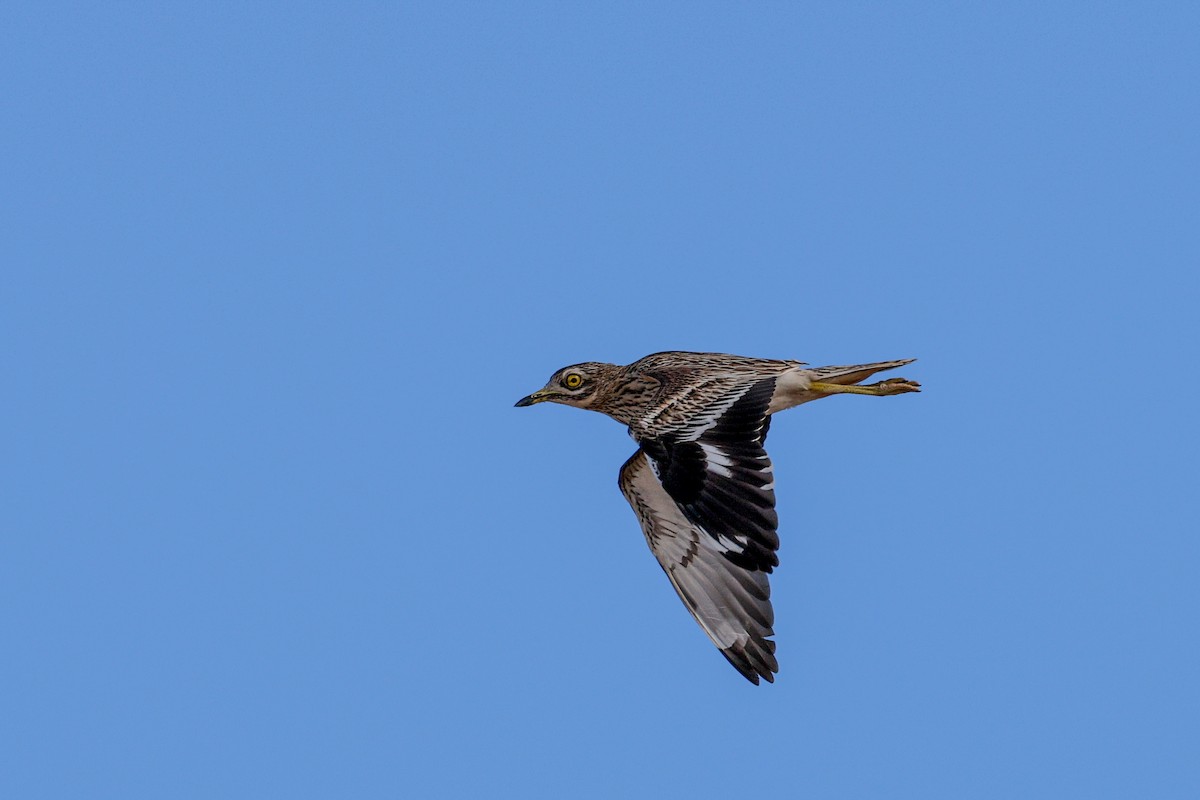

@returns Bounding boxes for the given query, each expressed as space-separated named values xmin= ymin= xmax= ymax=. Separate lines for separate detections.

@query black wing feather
xmin=639 ymin=377 xmax=780 ymax=573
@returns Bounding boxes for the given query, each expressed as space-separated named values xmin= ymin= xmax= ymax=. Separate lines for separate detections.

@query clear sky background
xmin=3 ymin=3 xmax=1198 ymax=798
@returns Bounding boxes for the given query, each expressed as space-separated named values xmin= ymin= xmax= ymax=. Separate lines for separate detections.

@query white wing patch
xmin=699 ymin=442 xmax=735 ymax=478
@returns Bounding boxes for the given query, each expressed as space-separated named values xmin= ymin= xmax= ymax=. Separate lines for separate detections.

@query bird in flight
xmin=515 ymin=351 xmax=920 ymax=684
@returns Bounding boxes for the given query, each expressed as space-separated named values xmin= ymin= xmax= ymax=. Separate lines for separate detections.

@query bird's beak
xmin=514 ymin=390 xmax=551 ymax=407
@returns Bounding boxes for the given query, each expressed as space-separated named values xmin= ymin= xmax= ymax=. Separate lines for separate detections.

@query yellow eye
xmin=564 ymin=373 xmax=583 ymax=389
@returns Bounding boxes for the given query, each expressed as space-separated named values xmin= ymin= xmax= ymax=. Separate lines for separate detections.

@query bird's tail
xmin=807 ymin=358 xmax=916 ymax=386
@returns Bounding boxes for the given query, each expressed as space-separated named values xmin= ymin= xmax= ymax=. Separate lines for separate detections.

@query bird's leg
xmin=809 ymin=378 xmax=921 ymax=396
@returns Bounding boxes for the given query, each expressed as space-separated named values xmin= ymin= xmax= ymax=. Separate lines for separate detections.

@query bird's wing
xmin=619 ymin=450 xmax=778 ymax=684
xmin=639 ymin=376 xmax=779 ymax=572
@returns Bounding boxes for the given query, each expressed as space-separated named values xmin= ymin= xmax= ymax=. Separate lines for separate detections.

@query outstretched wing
xmin=619 ymin=450 xmax=778 ymax=684
xmin=639 ymin=376 xmax=779 ymax=573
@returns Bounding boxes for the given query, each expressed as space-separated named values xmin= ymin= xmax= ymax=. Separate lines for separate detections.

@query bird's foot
xmin=870 ymin=377 xmax=921 ymax=395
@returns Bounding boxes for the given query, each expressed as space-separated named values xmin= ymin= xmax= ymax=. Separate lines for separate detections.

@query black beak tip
xmin=514 ymin=395 xmax=534 ymax=407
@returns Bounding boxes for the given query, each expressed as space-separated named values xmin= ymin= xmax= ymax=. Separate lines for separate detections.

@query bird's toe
xmin=878 ymin=378 xmax=921 ymax=395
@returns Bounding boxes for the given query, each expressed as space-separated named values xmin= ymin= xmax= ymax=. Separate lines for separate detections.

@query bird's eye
xmin=564 ymin=373 xmax=583 ymax=389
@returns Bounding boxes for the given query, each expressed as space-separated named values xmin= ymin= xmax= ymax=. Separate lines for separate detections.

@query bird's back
xmin=626 ymin=351 xmax=804 ymax=377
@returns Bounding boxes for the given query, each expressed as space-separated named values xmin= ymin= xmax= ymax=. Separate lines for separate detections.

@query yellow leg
xmin=810 ymin=378 xmax=921 ymax=397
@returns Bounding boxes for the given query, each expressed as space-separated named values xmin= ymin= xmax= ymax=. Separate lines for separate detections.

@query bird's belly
xmin=766 ymin=368 xmax=815 ymax=414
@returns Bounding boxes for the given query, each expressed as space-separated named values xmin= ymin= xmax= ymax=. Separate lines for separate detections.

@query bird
xmin=515 ymin=351 xmax=920 ymax=684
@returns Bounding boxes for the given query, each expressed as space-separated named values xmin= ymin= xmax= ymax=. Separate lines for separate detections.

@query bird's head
xmin=514 ymin=362 xmax=619 ymax=410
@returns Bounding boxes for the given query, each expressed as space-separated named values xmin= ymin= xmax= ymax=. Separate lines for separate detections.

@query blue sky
xmin=2 ymin=3 xmax=1198 ymax=798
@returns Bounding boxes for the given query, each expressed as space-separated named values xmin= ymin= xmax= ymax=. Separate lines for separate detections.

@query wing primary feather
xmin=619 ymin=450 xmax=778 ymax=685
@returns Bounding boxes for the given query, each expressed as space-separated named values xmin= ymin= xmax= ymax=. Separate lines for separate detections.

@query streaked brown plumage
xmin=515 ymin=351 xmax=920 ymax=684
